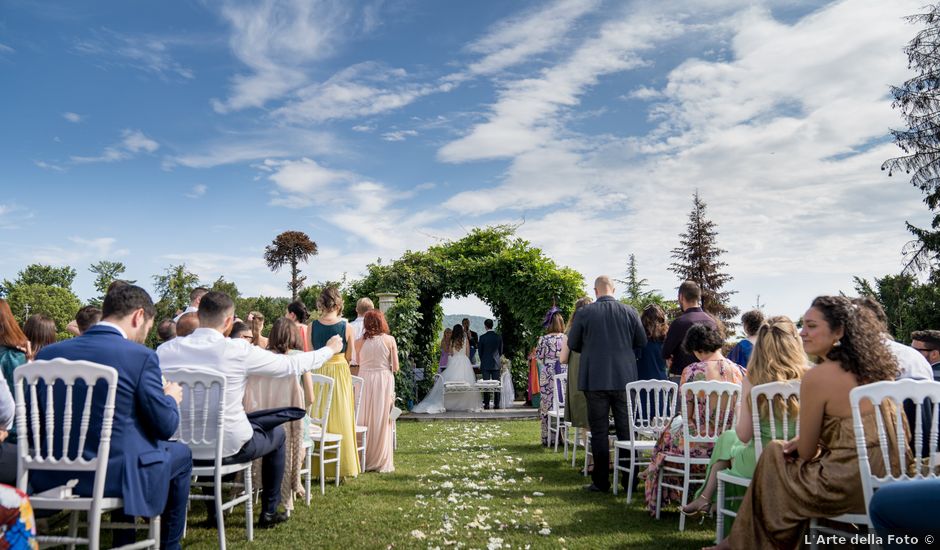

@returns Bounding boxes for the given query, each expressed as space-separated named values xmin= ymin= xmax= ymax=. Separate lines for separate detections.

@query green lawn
xmin=183 ymin=420 xmax=716 ymax=549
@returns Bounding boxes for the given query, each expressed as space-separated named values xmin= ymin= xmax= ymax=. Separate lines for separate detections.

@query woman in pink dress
xmin=354 ymin=309 xmax=399 ymax=472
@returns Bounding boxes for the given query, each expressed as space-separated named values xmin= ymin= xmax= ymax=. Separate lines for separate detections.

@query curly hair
xmin=682 ymin=323 xmax=724 ymax=355
xmin=741 ymin=309 xmax=765 ymax=337
xmin=316 ymin=286 xmax=344 ymax=314
xmin=810 ymin=296 xmax=898 ymax=383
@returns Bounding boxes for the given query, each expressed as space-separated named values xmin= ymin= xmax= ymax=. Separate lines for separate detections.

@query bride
xmin=413 ymin=324 xmax=482 ymax=414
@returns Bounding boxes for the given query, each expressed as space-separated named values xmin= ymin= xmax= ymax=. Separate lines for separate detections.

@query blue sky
xmin=0 ymin=0 xmax=932 ymax=321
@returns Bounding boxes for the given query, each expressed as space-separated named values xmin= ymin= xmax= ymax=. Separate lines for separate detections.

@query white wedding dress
xmin=412 ymin=348 xmax=482 ymax=414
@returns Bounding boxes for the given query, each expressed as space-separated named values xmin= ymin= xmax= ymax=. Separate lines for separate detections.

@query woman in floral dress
xmin=643 ymin=323 xmax=745 ymax=515
xmin=535 ymin=312 xmax=567 ymax=446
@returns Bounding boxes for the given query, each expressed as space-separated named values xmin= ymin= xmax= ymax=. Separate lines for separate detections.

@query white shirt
xmin=96 ymin=321 xmax=127 ymax=339
xmin=156 ymin=327 xmax=334 ymax=456
xmin=885 ymin=337 xmax=933 ymax=381
xmin=172 ymin=305 xmax=198 ymax=323
xmin=350 ymin=316 xmax=365 ymax=365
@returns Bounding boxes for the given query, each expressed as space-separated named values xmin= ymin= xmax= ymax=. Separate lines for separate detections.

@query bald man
xmin=175 ymin=312 xmax=199 ymax=337
xmin=567 ymin=275 xmax=646 ymax=493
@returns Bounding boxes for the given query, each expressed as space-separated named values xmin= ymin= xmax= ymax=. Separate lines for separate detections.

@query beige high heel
xmin=680 ymin=495 xmax=712 ymax=517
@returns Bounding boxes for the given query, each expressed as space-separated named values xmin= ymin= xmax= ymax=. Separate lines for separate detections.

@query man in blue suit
xmin=35 ymin=284 xmax=190 ymax=550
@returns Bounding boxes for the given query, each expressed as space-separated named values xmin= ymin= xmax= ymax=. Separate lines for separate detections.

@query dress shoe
xmin=258 ymin=511 xmax=289 ymax=529
xmin=582 ymin=484 xmax=609 ymax=493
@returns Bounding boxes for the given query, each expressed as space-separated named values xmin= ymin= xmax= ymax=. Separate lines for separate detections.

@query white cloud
xmin=30 ymin=236 xmax=128 ymax=266
xmin=381 ymin=129 xmax=418 ymax=142
xmin=62 ymin=112 xmax=85 ymax=123
xmin=163 ymin=127 xmax=338 ymax=169
xmin=71 ymin=129 xmax=159 ymax=164
xmin=0 ymin=43 xmax=13 ymax=54
xmin=0 ymin=204 xmax=33 ymax=230
xmin=73 ymin=28 xmax=194 ymax=80
xmin=352 ymin=124 xmax=375 ymax=132
xmin=623 ymin=86 xmax=661 ymax=100
xmin=33 ymin=160 xmax=65 ymax=172
xmin=185 ymin=184 xmax=207 ymax=199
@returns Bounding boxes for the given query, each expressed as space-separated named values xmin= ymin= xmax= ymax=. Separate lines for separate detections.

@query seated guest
xmin=157 ymin=292 xmax=342 ymax=528
xmin=244 ymin=318 xmax=306 ymax=513
xmin=854 ymin=297 xmax=932 ymax=380
xmin=175 ymin=312 xmax=199 ymax=337
xmin=911 ymin=329 xmax=940 ymax=381
xmin=75 ymin=305 xmax=102 ymax=335
xmin=248 ymin=311 xmax=268 ymax=348
xmin=869 ymin=479 xmax=940 ymax=543
xmin=0 ymin=300 xmax=28 ymax=448
xmin=709 ymin=296 xmax=904 ymax=549
xmin=681 ymin=316 xmax=806 ymax=521
xmin=157 ymin=319 xmax=177 ymax=343
xmin=173 ymin=286 xmax=207 ymax=322
xmin=23 ymin=315 xmax=56 ymax=359
xmin=727 ymin=309 xmax=763 ymax=368
xmin=229 ymin=321 xmax=253 ymax=342
xmin=354 ymin=309 xmax=399 ymax=472
xmin=33 ymin=284 xmax=190 ymax=550
xmin=644 ymin=323 xmax=745 ymax=515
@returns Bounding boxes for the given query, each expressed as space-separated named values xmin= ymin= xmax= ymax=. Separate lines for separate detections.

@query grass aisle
xmin=184 ymin=421 xmax=715 ymax=549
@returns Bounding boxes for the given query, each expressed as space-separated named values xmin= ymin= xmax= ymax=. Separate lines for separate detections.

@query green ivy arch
xmin=347 ymin=226 xmax=585 ymax=407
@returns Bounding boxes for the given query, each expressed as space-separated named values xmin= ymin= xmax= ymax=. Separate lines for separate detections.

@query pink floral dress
xmin=643 ymin=358 xmax=744 ymax=515
xmin=535 ymin=333 xmax=566 ymax=445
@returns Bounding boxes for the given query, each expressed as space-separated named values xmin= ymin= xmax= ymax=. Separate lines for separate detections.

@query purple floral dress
xmin=535 ymin=333 xmax=566 ymax=444
xmin=643 ymin=358 xmax=744 ymax=515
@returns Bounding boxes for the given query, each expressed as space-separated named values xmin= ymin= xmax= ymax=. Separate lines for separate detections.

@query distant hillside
xmin=442 ymin=314 xmax=492 ymax=336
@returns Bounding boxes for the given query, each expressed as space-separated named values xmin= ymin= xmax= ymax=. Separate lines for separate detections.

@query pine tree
xmin=883 ymin=5 xmax=940 ymax=274
xmin=669 ymin=191 xmax=739 ymax=322
xmin=617 ymin=254 xmax=651 ymax=303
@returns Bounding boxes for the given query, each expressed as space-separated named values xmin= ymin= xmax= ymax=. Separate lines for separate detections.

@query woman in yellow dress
xmin=310 ymin=287 xmax=360 ymax=479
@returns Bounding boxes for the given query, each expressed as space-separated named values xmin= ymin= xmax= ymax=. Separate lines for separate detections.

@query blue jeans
xmin=870 ymin=479 xmax=940 ymax=548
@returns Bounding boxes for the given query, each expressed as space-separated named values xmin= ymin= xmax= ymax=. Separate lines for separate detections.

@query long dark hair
xmin=24 ymin=314 xmax=56 ymax=356
xmin=810 ymin=296 xmax=898 ymax=383
xmin=450 ymin=324 xmax=465 ymax=351
xmin=287 ymin=300 xmax=309 ymax=323
xmin=641 ymin=304 xmax=668 ymax=342
xmin=0 ymin=300 xmax=27 ymax=350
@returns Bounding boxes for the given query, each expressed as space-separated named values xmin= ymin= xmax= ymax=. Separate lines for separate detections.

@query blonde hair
xmin=747 ymin=315 xmax=806 ymax=418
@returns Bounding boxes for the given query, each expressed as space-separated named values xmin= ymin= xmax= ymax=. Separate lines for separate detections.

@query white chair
xmin=351 ymin=375 xmax=368 ymax=473
xmin=656 ymin=380 xmax=741 ymax=531
xmin=301 ymin=374 xmax=342 ymax=501
xmin=806 ymin=380 xmax=940 ymax=548
xmin=163 ymin=366 xmax=253 ymax=550
xmin=715 ymin=380 xmax=800 ymax=541
xmin=614 ymin=380 xmax=678 ymax=501
xmin=547 ymin=372 xmax=567 ymax=453
xmin=15 ymin=359 xmax=159 ymax=550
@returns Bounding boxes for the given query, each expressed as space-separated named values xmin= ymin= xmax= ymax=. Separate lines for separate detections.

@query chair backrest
xmin=750 ymin=380 xmax=801 ymax=458
xmin=553 ymin=372 xmax=567 ymax=411
xmin=850 ymin=380 xmax=940 ymax=510
xmin=306 ymin=374 xmax=335 ymax=440
xmin=626 ymin=380 xmax=678 ymax=439
xmin=14 ymin=359 xmax=119 ymax=499
xmin=679 ymin=380 xmax=742 ymax=448
xmin=162 ymin=366 xmax=226 ymax=463
xmin=351 ymin=375 xmax=364 ymax=424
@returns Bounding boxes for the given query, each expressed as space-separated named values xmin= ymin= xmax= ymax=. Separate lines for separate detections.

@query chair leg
xmin=67 ymin=510 xmax=79 ymax=550
xmin=149 ymin=515 xmax=160 ymax=550
xmin=612 ymin=446 xmax=621 ymax=496
xmin=715 ymin=477 xmax=725 ymax=543
xmin=361 ymin=433 xmax=367 ymax=474
xmin=571 ymin=428 xmax=578 ymax=467
xmin=319 ymin=445 xmax=326 ymax=495
xmin=335 ymin=444 xmax=342 ymax=487
xmin=626 ymin=446 xmax=636 ymax=504
xmin=553 ymin=418 xmax=560 ymax=452
xmin=215 ymin=473 xmax=227 ymax=550
xmin=679 ymin=463 xmax=690 ymax=532
xmin=809 ymin=519 xmax=819 ymax=550
xmin=305 ymin=446 xmax=313 ymax=505
xmin=88 ymin=508 xmax=101 ymax=550
xmin=655 ymin=466 xmax=663 ymax=520
xmin=245 ymin=464 xmax=254 ymax=542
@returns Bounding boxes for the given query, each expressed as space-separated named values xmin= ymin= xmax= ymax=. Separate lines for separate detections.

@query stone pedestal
xmin=376 ymin=292 xmax=398 ymax=313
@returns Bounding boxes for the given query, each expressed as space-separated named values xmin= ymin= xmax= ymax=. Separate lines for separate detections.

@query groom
xmin=478 ymin=319 xmax=503 ymax=409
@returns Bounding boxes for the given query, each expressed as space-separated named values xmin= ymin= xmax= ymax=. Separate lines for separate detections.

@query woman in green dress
xmin=680 ymin=315 xmax=807 ymax=517
xmin=560 ymin=297 xmax=593 ymax=449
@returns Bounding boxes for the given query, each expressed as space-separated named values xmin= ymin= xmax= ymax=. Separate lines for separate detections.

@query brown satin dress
xmin=728 ymin=406 xmax=907 ymax=549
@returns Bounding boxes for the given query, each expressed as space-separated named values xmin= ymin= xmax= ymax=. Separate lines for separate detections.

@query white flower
xmin=538 ymin=528 xmax=551 ymax=536
xmin=411 ymin=529 xmax=427 ymax=540
xmin=532 ymin=492 xmax=544 ymax=496
xmin=487 ymin=537 xmax=504 ymax=550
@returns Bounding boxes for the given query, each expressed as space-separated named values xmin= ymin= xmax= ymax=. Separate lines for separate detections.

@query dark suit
xmin=568 ymin=295 xmax=647 ymax=491
xmin=34 ymin=325 xmax=191 ymax=550
xmin=662 ymin=307 xmax=717 ymax=376
xmin=467 ymin=329 xmax=479 ymax=364
xmin=478 ymin=330 xmax=503 ymax=408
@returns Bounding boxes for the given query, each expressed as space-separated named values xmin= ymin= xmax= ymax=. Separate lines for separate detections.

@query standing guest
xmin=0 ymin=299 xmax=27 ymax=459
xmin=286 ymin=301 xmax=311 ymax=352
xmin=34 ymin=284 xmax=190 ymax=549
xmin=854 ymin=297 xmax=932 ymax=381
xmin=248 ymin=311 xmax=268 ymax=349
xmin=662 ymin=281 xmax=718 ymax=377
xmin=173 ymin=287 xmax=207 ymax=322
xmin=354 ymin=310 xmax=399 ymax=472
xmin=911 ymin=329 xmax=940 ymax=381
xmin=535 ymin=310 xmax=567 ymax=446
xmin=229 ymin=321 xmax=253 ymax=342
xmin=568 ymin=276 xmax=647 ymax=493
xmin=348 ymin=298 xmax=374 ymax=376
xmin=728 ymin=309 xmax=764 ymax=368
xmin=310 ymin=287 xmax=360 ymax=478
xmin=643 ymin=323 xmax=745 ymax=514
xmin=680 ymin=316 xmax=805 ymax=520
xmin=243 ymin=318 xmax=306 ymax=513
xmin=23 ymin=315 xmax=56 ymax=359
xmin=74 ymin=305 xmax=102 ymax=335
xmin=175 ymin=312 xmax=199 ymax=337
xmin=636 ymin=304 xmax=669 ymax=381
xmin=157 ymin=291 xmax=342 ymax=529
xmin=157 ymin=319 xmax=177 ymax=343
xmin=560 ymin=297 xmax=593 ymax=460
xmin=438 ymin=328 xmax=452 ymax=371
xmin=709 ymin=296 xmax=904 ymax=550
xmin=478 ymin=319 xmax=503 ymax=410
xmin=463 ymin=318 xmax=479 ymax=365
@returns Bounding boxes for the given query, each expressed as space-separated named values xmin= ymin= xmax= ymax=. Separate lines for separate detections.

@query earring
xmin=832 ymin=340 xmax=841 ymax=348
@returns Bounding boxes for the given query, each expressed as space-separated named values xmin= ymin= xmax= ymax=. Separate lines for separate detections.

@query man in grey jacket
xmin=568 ymin=275 xmax=646 ymax=493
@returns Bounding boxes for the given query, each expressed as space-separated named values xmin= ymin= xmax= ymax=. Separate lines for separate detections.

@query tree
xmin=669 ymin=191 xmax=739 ymax=323
xmin=854 ymin=273 xmax=940 ymax=343
xmin=210 ymin=276 xmax=240 ymax=301
xmin=883 ymin=5 xmax=940 ymax=274
xmin=152 ymin=264 xmax=201 ymax=313
xmin=6 ymin=283 xmax=81 ymax=339
xmin=616 ymin=254 xmax=677 ymax=315
xmin=88 ymin=260 xmax=134 ymax=306
xmin=1 ymin=264 xmax=77 ymax=296
xmin=264 ymin=231 xmax=319 ymax=300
